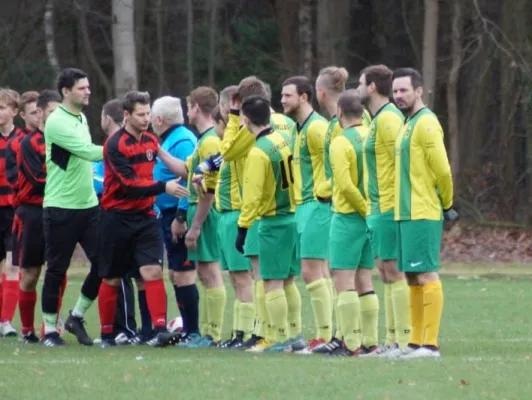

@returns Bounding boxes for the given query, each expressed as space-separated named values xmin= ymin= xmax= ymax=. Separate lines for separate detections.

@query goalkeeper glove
xmin=443 ymin=207 xmax=459 ymax=221
xmin=235 ymin=227 xmax=248 ymax=254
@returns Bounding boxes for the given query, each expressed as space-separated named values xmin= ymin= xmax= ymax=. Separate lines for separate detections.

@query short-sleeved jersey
xmin=330 ymin=125 xmax=368 ymax=215
xmin=186 ymin=127 xmax=221 ymax=205
xmin=364 ymin=103 xmax=404 ymax=215
xmin=292 ymin=111 xmax=328 ymax=204
xmin=101 ymin=128 xmax=165 ymax=215
xmin=18 ymin=129 xmax=46 ymax=206
xmin=238 ymin=129 xmax=294 ymax=228
xmin=362 ymin=109 xmax=372 ymax=127
xmin=395 ymin=107 xmax=453 ymax=221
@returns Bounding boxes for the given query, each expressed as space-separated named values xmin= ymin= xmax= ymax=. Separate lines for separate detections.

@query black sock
xmin=173 ymin=285 xmax=187 ymax=330
xmin=179 ymin=284 xmax=199 ymax=334
xmin=137 ymin=290 xmax=153 ymax=337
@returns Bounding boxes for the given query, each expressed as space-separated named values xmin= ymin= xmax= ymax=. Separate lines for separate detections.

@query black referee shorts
xmin=0 ymin=206 xmax=13 ymax=261
xmin=99 ymin=210 xmax=163 ymax=279
xmin=12 ymin=205 xmax=44 ymax=268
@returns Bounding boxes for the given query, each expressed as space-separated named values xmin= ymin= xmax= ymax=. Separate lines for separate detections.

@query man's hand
xmin=171 ymin=218 xmax=187 ymax=242
xmin=235 ymin=227 xmax=248 ymax=254
xmin=185 ymin=226 xmax=200 ymax=250
xmin=443 ymin=207 xmax=459 ymax=221
xmin=165 ymin=178 xmax=190 ymax=198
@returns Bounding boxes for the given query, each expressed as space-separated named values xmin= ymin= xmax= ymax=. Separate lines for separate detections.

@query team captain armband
xmin=195 ymin=152 xmax=223 ymax=174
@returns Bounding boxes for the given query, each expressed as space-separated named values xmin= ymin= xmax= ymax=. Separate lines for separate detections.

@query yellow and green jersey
xmin=186 ymin=127 xmax=221 ymax=205
xmin=362 ymin=109 xmax=372 ymax=127
xmin=292 ymin=111 xmax=328 ymax=204
xmin=363 ymin=103 xmax=404 ymax=215
xmin=330 ymin=125 xmax=368 ymax=215
xmin=238 ymin=129 xmax=294 ymax=228
xmin=395 ymin=107 xmax=453 ymax=221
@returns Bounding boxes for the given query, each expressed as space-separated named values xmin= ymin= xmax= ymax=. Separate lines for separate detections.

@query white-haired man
xmin=151 ymin=96 xmax=199 ymax=341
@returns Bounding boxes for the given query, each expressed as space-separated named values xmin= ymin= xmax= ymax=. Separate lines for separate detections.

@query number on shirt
xmin=279 ymin=155 xmax=294 ymax=190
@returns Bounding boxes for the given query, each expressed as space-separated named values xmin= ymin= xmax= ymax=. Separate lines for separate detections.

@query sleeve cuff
xmin=175 ymin=208 xmax=187 ymax=222
xmin=156 ymin=181 xmax=167 ymax=195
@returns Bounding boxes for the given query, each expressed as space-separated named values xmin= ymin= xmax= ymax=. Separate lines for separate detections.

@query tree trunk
xmin=421 ymin=0 xmax=438 ymax=107
xmin=155 ymin=0 xmax=165 ymax=95
xmin=207 ymin=0 xmax=219 ymax=87
xmin=186 ymin=0 xmax=194 ymax=91
xmin=43 ymin=0 xmax=60 ymax=81
xmin=316 ymin=0 xmax=350 ymax=67
xmin=135 ymin=0 xmax=146 ymax=71
xmin=299 ymin=0 xmax=313 ymax=77
xmin=112 ymin=0 xmax=138 ymax=97
xmin=275 ymin=0 xmax=300 ymax=74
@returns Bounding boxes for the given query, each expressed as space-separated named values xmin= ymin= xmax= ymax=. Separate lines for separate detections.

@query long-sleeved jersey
xmin=330 ymin=125 xmax=368 ymax=215
xmin=0 ymin=127 xmax=24 ymax=207
xmin=101 ymin=128 xmax=165 ymax=215
xmin=395 ymin=107 xmax=453 ymax=221
xmin=238 ymin=128 xmax=294 ymax=228
xmin=17 ymin=129 xmax=46 ymax=206
xmin=6 ymin=126 xmax=31 ymax=208
xmin=363 ymin=103 xmax=404 ymax=215
xmin=186 ymin=127 xmax=220 ymax=205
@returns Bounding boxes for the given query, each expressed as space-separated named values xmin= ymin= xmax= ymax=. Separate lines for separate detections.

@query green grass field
xmin=1 ymin=265 xmax=531 ymax=400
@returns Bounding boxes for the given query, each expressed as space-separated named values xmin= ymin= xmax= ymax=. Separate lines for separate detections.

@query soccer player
xmin=151 ymin=95 xmax=199 ymax=342
xmin=236 ymin=94 xmax=297 ymax=353
xmin=15 ymin=90 xmax=61 ymax=343
xmin=281 ymin=76 xmax=332 ymax=353
xmin=179 ymin=86 xmax=226 ymax=348
xmin=41 ymin=68 xmax=104 ymax=347
xmin=325 ymin=89 xmax=375 ymax=356
xmin=0 ymin=88 xmax=22 ymax=337
xmin=392 ymin=68 xmax=458 ymax=358
xmin=358 ymin=65 xmax=410 ymax=356
xmin=97 ymin=91 xmax=189 ymax=348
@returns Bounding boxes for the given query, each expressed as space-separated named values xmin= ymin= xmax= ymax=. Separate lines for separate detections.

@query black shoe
xmin=217 ymin=333 xmax=235 ymax=349
xmin=330 ymin=345 xmax=360 ymax=357
xmin=146 ymin=330 xmax=179 ymax=348
xmin=65 ymin=311 xmax=93 ymax=346
xmin=128 ymin=334 xmax=143 ymax=345
xmin=313 ymin=337 xmax=343 ymax=354
xmin=227 ymin=331 xmax=245 ymax=349
xmin=42 ymin=332 xmax=65 ymax=347
xmin=101 ymin=336 xmax=117 ymax=348
xmin=21 ymin=332 xmax=40 ymax=344
xmin=240 ymin=334 xmax=262 ymax=350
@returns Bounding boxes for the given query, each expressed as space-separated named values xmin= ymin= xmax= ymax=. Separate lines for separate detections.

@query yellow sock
xmin=198 ymin=283 xmax=209 ymax=336
xmin=232 ymin=299 xmax=241 ymax=337
xmin=391 ymin=279 xmax=411 ymax=348
xmin=359 ymin=292 xmax=379 ymax=348
xmin=238 ymin=301 xmax=256 ymax=340
xmin=327 ymin=277 xmax=335 ymax=315
xmin=254 ymin=280 xmax=269 ymax=339
xmin=306 ymin=278 xmax=332 ymax=341
xmin=265 ymin=289 xmax=288 ymax=343
xmin=409 ymin=285 xmax=424 ymax=346
xmin=284 ymin=282 xmax=302 ymax=338
xmin=384 ymin=284 xmax=395 ymax=346
xmin=336 ymin=291 xmax=361 ymax=351
xmin=423 ymin=280 xmax=443 ymax=347
xmin=206 ymin=286 xmax=227 ymax=342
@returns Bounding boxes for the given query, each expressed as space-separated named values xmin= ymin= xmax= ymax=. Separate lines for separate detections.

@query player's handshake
xmin=165 ymin=178 xmax=190 ymax=198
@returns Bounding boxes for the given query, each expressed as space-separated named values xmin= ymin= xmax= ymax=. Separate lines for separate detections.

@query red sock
xmin=144 ymin=279 xmax=167 ymax=328
xmin=1 ymin=278 xmax=19 ymax=322
xmin=57 ymin=275 xmax=68 ymax=318
xmin=19 ymin=289 xmax=36 ymax=335
xmin=0 ymin=274 xmax=4 ymax=314
xmin=98 ymin=281 xmax=118 ymax=335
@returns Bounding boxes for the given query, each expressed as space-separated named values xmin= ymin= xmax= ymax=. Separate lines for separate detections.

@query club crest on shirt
xmin=146 ymin=149 xmax=154 ymax=161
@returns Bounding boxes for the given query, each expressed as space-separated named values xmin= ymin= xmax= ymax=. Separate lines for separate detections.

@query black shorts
xmin=99 ymin=210 xmax=163 ymax=279
xmin=0 ymin=206 xmax=14 ymax=261
xmin=12 ymin=205 xmax=44 ymax=268
xmin=159 ymin=208 xmax=195 ymax=272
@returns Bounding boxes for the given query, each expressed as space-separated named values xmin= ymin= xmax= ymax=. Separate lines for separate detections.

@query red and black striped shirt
xmin=0 ymin=127 xmax=23 ymax=207
xmin=17 ymin=129 xmax=46 ymax=206
xmin=101 ymin=128 xmax=165 ymax=215
xmin=7 ymin=126 xmax=32 ymax=207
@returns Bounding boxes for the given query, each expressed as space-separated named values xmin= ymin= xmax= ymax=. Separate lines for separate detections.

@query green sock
xmin=359 ymin=292 xmax=379 ymax=348
xmin=72 ymin=294 xmax=92 ymax=318
xmin=232 ymin=299 xmax=241 ymax=337
xmin=206 ymin=286 xmax=227 ymax=342
xmin=284 ymin=282 xmax=302 ymax=338
xmin=254 ymin=280 xmax=267 ymax=338
xmin=384 ymin=284 xmax=395 ymax=346
xmin=336 ymin=291 xmax=361 ymax=351
xmin=391 ymin=279 xmax=411 ymax=348
xmin=238 ymin=302 xmax=256 ymax=340
xmin=43 ymin=313 xmax=58 ymax=334
xmin=306 ymin=278 xmax=333 ymax=341
xmin=198 ymin=284 xmax=209 ymax=336
xmin=265 ymin=289 xmax=288 ymax=343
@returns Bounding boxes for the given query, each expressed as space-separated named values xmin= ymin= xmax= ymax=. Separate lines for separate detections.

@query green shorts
xmin=187 ymin=205 xmax=220 ymax=263
xmin=367 ymin=210 xmax=398 ymax=261
xmin=217 ymin=211 xmax=251 ymax=272
xmin=244 ymin=220 xmax=259 ymax=257
xmin=295 ymin=200 xmax=331 ymax=260
xmin=258 ymin=214 xmax=297 ymax=280
xmin=329 ymin=212 xmax=374 ymax=270
xmin=397 ymin=219 xmax=443 ymax=273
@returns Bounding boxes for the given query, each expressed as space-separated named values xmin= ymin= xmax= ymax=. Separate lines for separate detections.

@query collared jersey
xmin=17 ymin=129 xmax=46 ymax=206
xmin=364 ymin=103 xmax=404 ymax=215
xmin=186 ymin=127 xmax=220 ymax=205
xmin=238 ymin=129 xmax=294 ymax=228
xmin=395 ymin=107 xmax=453 ymax=221
xmin=330 ymin=125 xmax=368 ymax=215
xmin=292 ymin=111 xmax=328 ymax=204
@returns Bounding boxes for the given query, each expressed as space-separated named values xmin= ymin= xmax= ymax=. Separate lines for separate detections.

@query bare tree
xmin=154 ymin=0 xmax=165 ymax=95
xmin=421 ymin=0 xmax=438 ymax=107
xmin=275 ymin=0 xmax=300 ymax=74
xmin=207 ymin=0 xmax=219 ymax=87
xmin=316 ymin=0 xmax=350 ymax=67
xmin=186 ymin=0 xmax=194 ymax=91
xmin=44 ymin=0 xmax=60 ymax=80
xmin=299 ymin=0 xmax=313 ymax=77
xmin=112 ymin=0 xmax=138 ymax=97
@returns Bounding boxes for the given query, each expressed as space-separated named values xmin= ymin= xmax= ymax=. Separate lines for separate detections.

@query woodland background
xmin=1 ymin=0 xmax=531 ymax=262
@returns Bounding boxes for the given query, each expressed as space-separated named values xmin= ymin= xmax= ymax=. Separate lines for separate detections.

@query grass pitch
xmin=0 ymin=266 xmax=531 ymax=400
